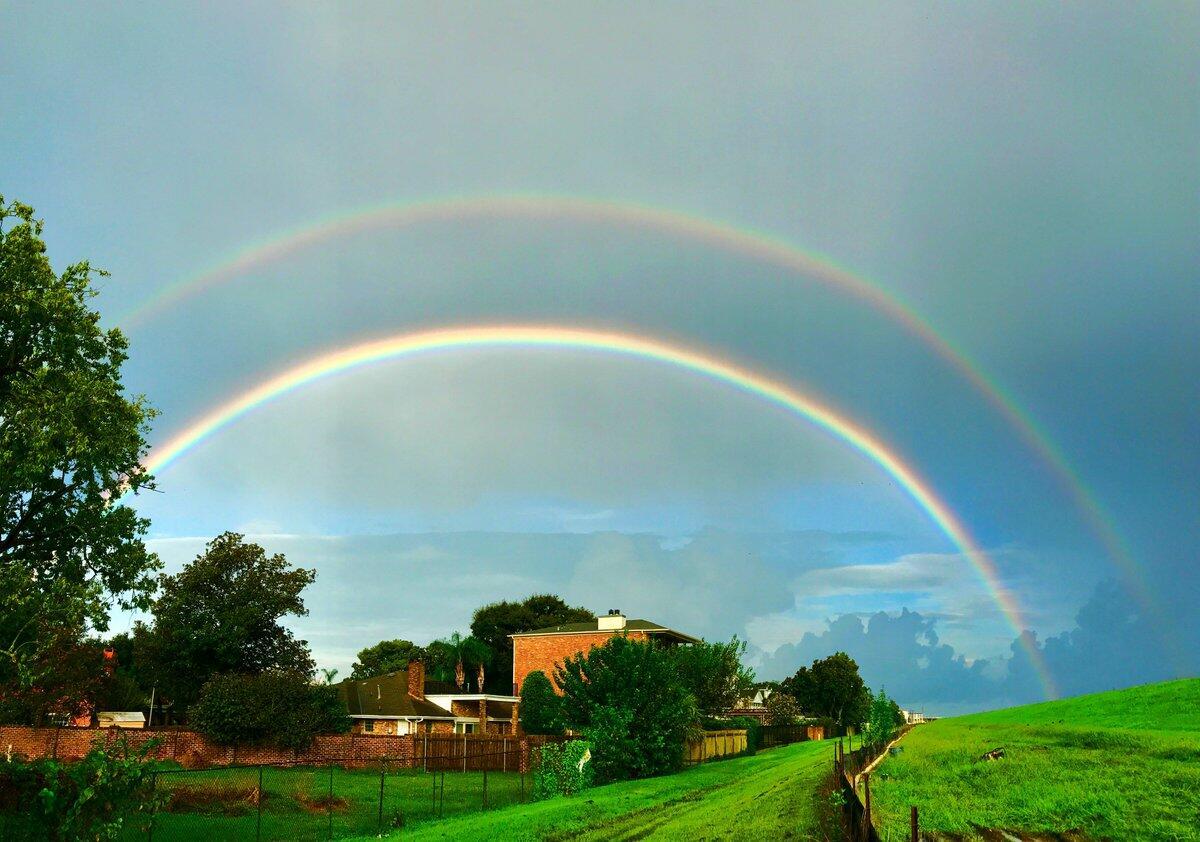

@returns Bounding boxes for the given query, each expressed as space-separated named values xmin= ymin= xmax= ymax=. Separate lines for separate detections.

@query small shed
xmin=98 ymin=711 xmax=146 ymax=729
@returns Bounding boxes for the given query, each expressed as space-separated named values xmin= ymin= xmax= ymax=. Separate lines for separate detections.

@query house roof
xmin=337 ymin=672 xmax=456 ymax=719
xmin=510 ymin=618 xmax=699 ymax=644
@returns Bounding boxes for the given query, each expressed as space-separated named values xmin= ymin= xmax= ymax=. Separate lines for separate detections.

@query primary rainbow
xmin=139 ymin=324 xmax=1059 ymax=699
xmin=118 ymin=193 xmax=1154 ymax=619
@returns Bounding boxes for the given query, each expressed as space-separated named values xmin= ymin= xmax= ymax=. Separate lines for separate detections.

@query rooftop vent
xmin=597 ymin=609 xmax=626 ymax=631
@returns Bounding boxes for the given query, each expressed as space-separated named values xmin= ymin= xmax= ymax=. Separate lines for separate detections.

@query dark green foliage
xmin=0 ymin=738 xmax=159 ymax=840
xmin=671 ymin=636 xmax=755 ymax=717
xmin=766 ymin=691 xmax=801 ymax=725
xmin=349 ymin=639 xmax=426 ymax=680
xmin=189 ymin=672 xmax=350 ymax=751
xmin=727 ymin=715 xmax=763 ymax=754
xmin=471 ymin=594 xmax=592 ymax=693
xmin=0 ymin=197 xmax=159 ymax=693
xmin=137 ymin=533 xmax=317 ymax=712
xmin=425 ymin=632 xmax=492 ymax=689
xmin=556 ymin=635 xmax=698 ymax=783
xmin=783 ymin=651 xmax=870 ymax=728
xmin=862 ymin=687 xmax=899 ymax=746
xmin=532 ymin=740 xmax=594 ymax=799
xmin=518 ymin=670 xmax=563 ymax=735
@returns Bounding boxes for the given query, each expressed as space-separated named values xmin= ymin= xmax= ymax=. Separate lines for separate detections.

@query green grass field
xmin=380 ymin=739 xmax=833 ymax=841
xmin=116 ymin=763 xmax=526 ymax=840
xmin=870 ymin=678 xmax=1200 ymax=840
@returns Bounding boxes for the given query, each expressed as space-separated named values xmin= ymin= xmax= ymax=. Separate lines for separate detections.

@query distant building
xmin=900 ymin=708 xmax=928 ymax=724
xmin=509 ymin=609 xmax=699 ymax=695
xmin=338 ymin=660 xmax=518 ymax=736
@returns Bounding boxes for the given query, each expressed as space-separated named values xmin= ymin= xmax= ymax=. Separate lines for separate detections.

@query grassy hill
xmin=870 ymin=678 xmax=1200 ymax=840
xmin=384 ymin=739 xmax=833 ymax=840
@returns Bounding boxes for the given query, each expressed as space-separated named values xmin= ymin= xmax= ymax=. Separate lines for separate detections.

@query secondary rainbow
xmin=139 ymin=324 xmax=1058 ymax=699
xmin=117 ymin=193 xmax=1153 ymax=618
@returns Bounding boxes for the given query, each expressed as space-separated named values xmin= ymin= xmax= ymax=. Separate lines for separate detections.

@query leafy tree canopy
xmin=556 ymin=635 xmax=697 ymax=782
xmin=136 ymin=532 xmax=316 ymax=712
xmin=189 ymin=672 xmax=349 ymax=751
xmin=471 ymin=593 xmax=592 ymax=693
xmin=0 ymin=197 xmax=158 ymax=689
xmin=671 ymin=636 xmax=755 ymax=717
xmin=765 ymin=691 xmax=802 ymax=726
xmin=518 ymin=670 xmax=563 ymax=735
xmin=783 ymin=651 xmax=871 ymax=728
xmin=349 ymin=639 xmax=426 ymax=680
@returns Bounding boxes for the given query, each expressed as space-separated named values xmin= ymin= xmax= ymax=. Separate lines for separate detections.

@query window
xmin=364 ymin=720 xmax=374 ymax=733
xmin=454 ymin=722 xmax=476 ymax=734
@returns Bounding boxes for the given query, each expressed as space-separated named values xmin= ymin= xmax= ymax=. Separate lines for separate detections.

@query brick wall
xmin=512 ymin=630 xmax=648 ymax=693
xmin=0 ymin=726 xmax=412 ymax=769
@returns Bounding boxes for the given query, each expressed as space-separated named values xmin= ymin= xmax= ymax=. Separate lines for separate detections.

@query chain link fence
xmin=112 ymin=747 xmax=547 ymax=841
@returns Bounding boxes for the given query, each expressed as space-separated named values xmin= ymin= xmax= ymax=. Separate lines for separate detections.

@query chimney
xmin=597 ymin=609 xmax=626 ymax=631
xmin=407 ymin=659 xmax=425 ymax=700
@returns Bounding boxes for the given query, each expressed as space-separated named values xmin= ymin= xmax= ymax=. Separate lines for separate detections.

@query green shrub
xmin=189 ymin=671 xmax=350 ymax=751
xmin=519 ymin=670 xmax=563 ymax=735
xmin=532 ymin=740 xmax=593 ymax=799
xmin=556 ymin=635 xmax=698 ymax=782
xmin=0 ymin=738 xmax=159 ymax=840
xmin=727 ymin=716 xmax=762 ymax=755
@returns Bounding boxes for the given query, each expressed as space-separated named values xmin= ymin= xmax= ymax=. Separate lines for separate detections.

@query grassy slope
xmin=871 ymin=678 xmax=1200 ymax=840
xmin=389 ymin=740 xmax=833 ymax=841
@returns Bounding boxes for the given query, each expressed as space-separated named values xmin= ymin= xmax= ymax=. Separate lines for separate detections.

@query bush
xmin=727 ymin=716 xmax=762 ymax=755
xmin=0 ymin=738 xmax=159 ymax=840
xmin=556 ymin=635 xmax=698 ymax=783
xmin=532 ymin=740 xmax=593 ymax=799
xmin=190 ymin=672 xmax=350 ymax=751
xmin=519 ymin=670 xmax=563 ymax=735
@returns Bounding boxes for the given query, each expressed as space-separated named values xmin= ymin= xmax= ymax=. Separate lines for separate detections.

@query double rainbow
xmin=118 ymin=193 xmax=1151 ymax=619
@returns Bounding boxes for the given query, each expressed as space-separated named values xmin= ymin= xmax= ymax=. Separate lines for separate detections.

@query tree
xmin=426 ymin=632 xmax=491 ymax=690
xmin=0 ymin=197 xmax=158 ymax=692
xmin=189 ymin=672 xmax=350 ymax=751
xmin=556 ymin=636 xmax=697 ymax=782
xmin=671 ymin=637 xmax=755 ymax=717
xmin=136 ymin=532 xmax=316 ymax=713
xmin=471 ymin=594 xmax=592 ymax=693
xmin=349 ymin=639 xmax=426 ymax=680
xmin=518 ymin=670 xmax=563 ymax=735
xmin=861 ymin=687 xmax=901 ymax=746
xmin=765 ymin=691 xmax=801 ymax=725
xmin=783 ymin=651 xmax=870 ymax=728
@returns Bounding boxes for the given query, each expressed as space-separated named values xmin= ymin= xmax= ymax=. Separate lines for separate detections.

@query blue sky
xmin=3 ymin=3 xmax=1196 ymax=710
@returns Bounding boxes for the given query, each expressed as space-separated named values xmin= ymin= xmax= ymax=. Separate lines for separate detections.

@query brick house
xmin=510 ymin=609 xmax=699 ymax=695
xmin=338 ymin=660 xmax=518 ymax=736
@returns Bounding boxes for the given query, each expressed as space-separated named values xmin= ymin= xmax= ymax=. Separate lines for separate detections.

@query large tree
xmin=0 ymin=197 xmax=158 ymax=691
xmin=136 ymin=532 xmax=316 ymax=712
xmin=783 ymin=651 xmax=871 ymax=728
xmin=671 ymin=636 xmax=755 ymax=717
xmin=471 ymin=594 xmax=592 ymax=693
xmin=349 ymin=639 xmax=426 ymax=680
xmin=556 ymin=636 xmax=697 ymax=782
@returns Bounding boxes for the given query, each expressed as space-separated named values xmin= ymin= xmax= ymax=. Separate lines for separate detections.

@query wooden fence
xmin=413 ymin=733 xmax=566 ymax=772
xmin=684 ymin=729 xmax=747 ymax=764
xmin=832 ymin=727 xmax=916 ymax=842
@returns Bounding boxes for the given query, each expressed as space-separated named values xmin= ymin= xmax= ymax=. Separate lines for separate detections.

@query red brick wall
xmin=512 ymin=630 xmax=648 ymax=694
xmin=0 ymin=726 xmax=412 ymax=769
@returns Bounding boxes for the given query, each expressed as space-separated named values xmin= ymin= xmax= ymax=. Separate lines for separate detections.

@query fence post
xmin=911 ymin=805 xmax=919 ymax=841
xmin=423 ymin=732 xmax=428 ymax=772
xmin=483 ymin=763 xmax=488 ymax=810
xmin=463 ymin=734 xmax=468 ymax=772
xmin=327 ymin=763 xmax=334 ymax=840
xmin=377 ymin=762 xmax=386 ymax=833
xmin=147 ymin=770 xmax=157 ymax=842
xmin=503 ymin=737 xmax=507 ymax=772
xmin=862 ymin=772 xmax=872 ymax=835
xmin=256 ymin=765 xmax=263 ymax=842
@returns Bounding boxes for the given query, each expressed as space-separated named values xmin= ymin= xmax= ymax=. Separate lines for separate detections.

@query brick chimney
xmin=407 ymin=659 xmax=425 ymax=700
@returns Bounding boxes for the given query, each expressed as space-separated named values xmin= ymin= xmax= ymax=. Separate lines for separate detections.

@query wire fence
xmin=112 ymin=745 xmax=557 ymax=842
